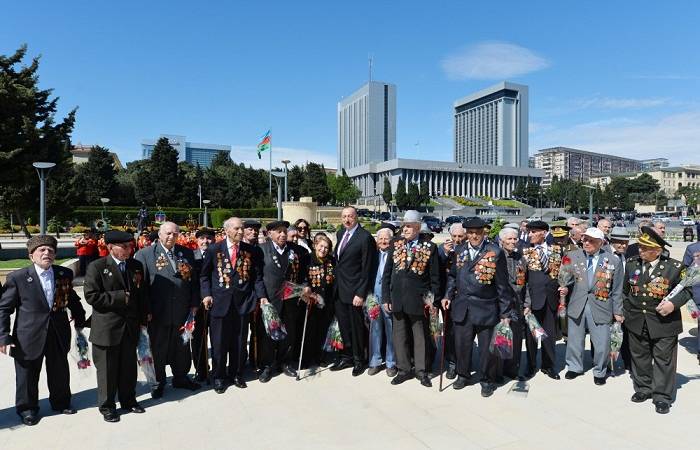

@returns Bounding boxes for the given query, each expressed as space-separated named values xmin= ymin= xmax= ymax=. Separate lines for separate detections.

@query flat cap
xmin=104 ymin=230 xmax=134 ymax=244
xmin=266 ymin=220 xmax=290 ymax=231
xmin=243 ymin=220 xmax=262 ymax=230
xmin=526 ymin=220 xmax=549 ymax=231
xmin=27 ymin=235 xmax=57 ymax=254
xmin=609 ymin=226 xmax=630 ymax=242
xmin=195 ymin=227 xmax=216 ymax=238
xmin=463 ymin=217 xmax=487 ymax=229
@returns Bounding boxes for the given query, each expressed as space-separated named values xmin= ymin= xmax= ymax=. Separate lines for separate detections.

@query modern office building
xmin=141 ymin=134 xmax=230 ymax=168
xmin=71 ymin=145 xmax=124 ymax=170
xmin=533 ymin=147 xmax=642 ymax=187
xmin=453 ymin=81 xmax=529 ymax=168
xmin=640 ymin=158 xmax=670 ymax=171
xmin=337 ymin=81 xmax=396 ymax=172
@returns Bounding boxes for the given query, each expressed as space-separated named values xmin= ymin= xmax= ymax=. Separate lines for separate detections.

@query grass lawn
xmin=0 ymin=258 xmax=71 ymax=269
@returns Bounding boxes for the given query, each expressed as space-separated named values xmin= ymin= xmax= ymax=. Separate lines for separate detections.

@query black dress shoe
xmin=352 ymin=364 xmax=366 ymax=377
xmin=391 ymin=372 xmax=413 ymax=385
xmin=593 ymin=376 xmax=606 ymax=386
xmin=542 ymin=368 xmax=560 ymax=380
xmin=19 ymin=411 xmax=39 ymax=426
xmin=654 ymin=401 xmax=670 ymax=414
xmin=233 ymin=376 xmax=247 ymax=388
xmin=54 ymin=408 xmax=77 ymax=415
xmin=367 ymin=366 xmax=382 ymax=376
xmin=214 ymin=379 xmax=227 ymax=393
xmin=446 ymin=366 xmax=457 ymax=380
xmin=420 ymin=375 xmax=432 ymax=388
xmin=101 ymin=409 xmax=120 ymax=423
xmin=564 ymin=370 xmax=583 ymax=380
xmin=173 ymin=378 xmax=201 ymax=391
xmin=194 ymin=372 xmax=208 ymax=383
xmin=259 ymin=367 xmax=273 ymax=383
xmin=126 ymin=404 xmax=145 ymax=414
xmin=524 ymin=368 xmax=538 ymax=379
xmin=386 ymin=366 xmax=398 ymax=377
xmin=480 ymin=383 xmax=495 ymax=398
xmin=453 ymin=375 xmax=468 ymax=390
xmin=631 ymin=392 xmax=651 ymax=403
xmin=330 ymin=359 xmax=353 ymax=371
xmin=283 ymin=365 xmax=297 ymax=377
xmin=151 ymin=385 xmax=164 ymax=399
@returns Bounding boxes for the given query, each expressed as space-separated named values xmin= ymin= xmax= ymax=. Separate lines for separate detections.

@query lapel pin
xmin=26 ymin=276 xmax=33 ymax=283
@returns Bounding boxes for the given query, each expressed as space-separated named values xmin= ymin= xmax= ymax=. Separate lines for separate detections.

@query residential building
xmin=70 ymin=145 xmax=123 ymax=170
xmin=533 ymin=147 xmax=642 ymax=187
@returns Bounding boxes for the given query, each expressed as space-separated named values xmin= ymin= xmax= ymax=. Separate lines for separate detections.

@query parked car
xmin=379 ymin=212 xmax=393 ymax=221
xmin=651 ymin=214 xmax=671 ymax=223
xmin=681 ymin=217 xmax=695 ymax=226
xmin=422 ymin=215 xmax=443 ymax=233
xmin=445 ymin=215 xmax=466 ymax=226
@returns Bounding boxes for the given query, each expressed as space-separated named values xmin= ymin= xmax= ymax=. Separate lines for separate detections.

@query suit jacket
xmin=200 ymin=240 xmax=265 ymax=317
xmin=0 ymin=265 xmax=86 ymax=361
xmin=134 ymin=244 xmax=199 ymax=327
xmin=381 ymin=237 xmax=440 ymax=316
xmin=522 ymin=243 xmax=560 ymax=311
xmin=445 ymin=241 xmax=513 ymax=326
xmin=334 ymin=225 xmax=375 ymax=304
xmin=682 ymin=242 xmax=700 ymax=305
xmin=623 ymin=255 xmax=690 ymax=339
xmin=504 ymin=249 xmax=527 ymax=321
xmin=83 ymin=256 xmax=150 ymax=347
xmin=260 ymin=240 xmax=309 ymax=313
xmin=563 ymin=248 xmax=624 ymax=325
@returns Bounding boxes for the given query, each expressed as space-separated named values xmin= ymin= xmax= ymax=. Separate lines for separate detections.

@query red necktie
xmin=230 ymin=243 xmax=238 ymax=262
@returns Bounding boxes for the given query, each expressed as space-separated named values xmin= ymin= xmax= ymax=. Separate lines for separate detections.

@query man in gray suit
xmin=559 ymin=227 xmax=624 ymax=385
xmin=135 ymin=221 xmax=200 ymax=398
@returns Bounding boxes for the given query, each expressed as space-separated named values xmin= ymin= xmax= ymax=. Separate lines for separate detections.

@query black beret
xmin=463 ymin=217 xmax=487 ymax=229
xmin=195 ymin=227 xmax=216 ymax=238
xmin=27 ymin=235 xmax=57 ymax=254
xmin=378 ymin=222 xmax=398 ymax=233
xmin=104 ymin=230 xmax=134 ymax=244
xmin=266 ymin=220 xmax=290 ymax=231
xmin=243 ymin=220 xmax=262 ymax=230
xmin=526 ymin=220 xmax=549 ymax=231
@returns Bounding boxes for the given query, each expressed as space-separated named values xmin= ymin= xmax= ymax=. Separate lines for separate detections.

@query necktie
xmin=41 ymin=271 xmax=53 ymax=309
xmin=166 ymin=250 xmax=174 ymax=260
xmin=338 ymin=231 xmax=351 ymax=257
xmin=230 ymin=244 xmax=238 ymax=262
xmin=587 ymin=255 xmax=595 ymax=286
xmin=537 ymin=245 xmax=548 ymax=268
xmin=118 ymin=261 xmax=126 ymax=274
xmin=643 ymin=262 xmax=651 ymax=277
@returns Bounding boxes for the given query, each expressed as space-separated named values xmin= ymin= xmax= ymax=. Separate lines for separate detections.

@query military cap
xmin=243 ymin=220 xmax=262 ymax=230
xmin=195 ymin=227 xmax=216 ymax=238
xmin=266 ymin=220 xmax=290 ymax=231
xmin=526 ymin=220 xmax=549 ymax=231
xmin=463 ymin=217 xmax=487 ymax=229
xmin=104 ymin=230 xmax=134 ymax=244
xmin=550 ymin=220 xmax=571 ymax=238
xmin=27 ymin=235 xmax=57 ymax=254
xmin=638 ymin=225 xmax=671 ymax=248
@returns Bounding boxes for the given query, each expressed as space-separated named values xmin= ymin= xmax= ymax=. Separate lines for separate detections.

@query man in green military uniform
xmin=623 ymin=226 xmax=691 ymax=414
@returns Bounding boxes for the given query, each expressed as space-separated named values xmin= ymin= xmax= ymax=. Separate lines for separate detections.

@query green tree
xmin=382 ymin=177 xmax=392 ymax=208
xmin=75 ymin=145 xmax=117 ymax=205
xmin=419 ymin=180 xmax=430 ymax=206
xmin=124 ymin=160 xmax=155 ymax=205
xmin=394 ymin=176 xmax=407 ymax=210
xmin=300 ymin=162 xmax=332 ymax=204
xmin=149 ymin=137 xmax=181 ymax=205
xmin=407 ymin=182 xmax=420 ymax=209
xmin=328 ymin=169 xmax=361 ymax=206
xmin=287 ymin=165 xmax=304 ymax=201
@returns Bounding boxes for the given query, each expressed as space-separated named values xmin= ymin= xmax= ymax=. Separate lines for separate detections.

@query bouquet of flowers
xmin=659 ymin=266 xmax=700 ymax=319
xmin=306 ymin=292 xmax=325 ymax=309
xmin=280 ymin=280 xmax=305 ymax=300
xmin=261 ymin=302 xmax=287 ymax=341
xmin=526 ymin=313 xmax=547 ymax=342
xmin=489 ymin=322 xmax=513 ymax=360
xmin=323 ymin=318 xmax=344 ymax=351
xmin=609 ymin=322 xmax=623 ymax=365
xmin=688 ymin=300 xmax=700 ymax=320
xmin=365 ymin=294 xmax=381 ymax=321
xmin=136 ymin=327 xmax=157 ymax=385
xmin=75 ymin=329 xmax=91 ymax=369
xmin=179 ymin=311 xmax=196 ymax=344
xmin=423 ymin=292 xmax=441 ymax=341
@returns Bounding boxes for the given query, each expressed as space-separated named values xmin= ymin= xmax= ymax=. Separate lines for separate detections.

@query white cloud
xmin=531 ymin=111 xmax=700 ymax=165
xmin=441 ymin=41 xmax=549 ymax=81
xmin=229 ymin=145 xmax=337 ymax=170
xmin=575 ymin=96 xmax=671 ymax=109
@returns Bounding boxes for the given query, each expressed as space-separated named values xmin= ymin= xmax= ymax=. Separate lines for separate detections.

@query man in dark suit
xmin=382 ymin=210 xmax=441 ymax=387
xmin=135 ymin=221 xmax=200 ymax=398
xmin=241 ymin=220 xmax=264 ymax=370
xmin=256 ymin=220 xmax=309 ymax=382
xmin=84 ymin=230 xmax=150 ymax=423
xmin=191 ymin=227 xmax=215 ymax=382
xmin=201 ymin=217 xmax=266 ymax=393
xmin=443 ymin=217 xmax=513 ymax=397
xmin=624 ymin=227 xmax=691 ymax=414
xmin=0 ymin=235 xmax=87 ymax=426
xmin=331 ymin=206 xmax=375 ymax=376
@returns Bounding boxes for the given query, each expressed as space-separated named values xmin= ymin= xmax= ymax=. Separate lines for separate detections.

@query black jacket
xmin=260 ymin=240 xmax=310 ymax=313
xmin=334 ymin=225 xmax=375 ymax=304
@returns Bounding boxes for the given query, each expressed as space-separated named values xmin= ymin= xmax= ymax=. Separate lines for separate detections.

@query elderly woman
xmin=301 ymin=233 xmax=337 ymax=367
xmin=498 ymin=227 xmax=528 ymax=380
xmin=294 ymin=219 xmax=314 ymax=254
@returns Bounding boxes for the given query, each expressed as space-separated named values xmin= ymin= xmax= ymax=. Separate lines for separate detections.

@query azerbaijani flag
xmin=257 ymin=130 xmax=271 ymax=159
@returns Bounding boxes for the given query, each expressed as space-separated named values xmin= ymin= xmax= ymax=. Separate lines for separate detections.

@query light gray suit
xmin=563 ymin=248 xmax=624 ymax=377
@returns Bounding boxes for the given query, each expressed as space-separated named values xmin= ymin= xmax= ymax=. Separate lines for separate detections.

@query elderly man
xmin=518 ymin=220 xmax=529 ymax=244
xmin=241 ymin=220 xmax=263 ymax=370
xmin=443 ymin=217 xmax=513 ymax=396
xmin=382 ymin=210 xmax=440 ymax=387
xmin=625 ymin=219 xmax=652 ymax=259
xmin=682 ymin=240 xmax=700 ymax=366
xmin=0 ymin=236 xmax=87 ymax=426
xmin=559 ymin=228 xmax=624 ymax=384
xmin=597 ymin=218 xmax=612 ymax=238
xmin=332 ymin=207 xmax=375 ymax=375
xmin=191 ymin=227 xmax=215 ymax=381
xmin=624 ymin=226 xmax=690 ymax=414
xmin=609 ymin=226 xmax=632 ymax=369
xmin=368 ymin=227 xmax=397 ymax=377
xmin=135 ymin=222 xmax=200 ymax=397
xmin=201 ymin=217 xmax=266 ymax=392
xmin=84 ymin=230 xmax=150 ymax=423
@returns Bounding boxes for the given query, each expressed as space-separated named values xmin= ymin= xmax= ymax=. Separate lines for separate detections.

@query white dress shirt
xmin=34 ymin=264 xmax=54 ymax=309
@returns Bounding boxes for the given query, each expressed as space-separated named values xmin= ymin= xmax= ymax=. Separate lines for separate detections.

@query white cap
xmin=402 ymin=210 xmax=421 ymax=224
xmin=583 ymin=227 xmax=605 ymax=240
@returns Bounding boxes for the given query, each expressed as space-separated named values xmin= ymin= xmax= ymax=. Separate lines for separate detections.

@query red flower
xmin=562 ymin=256 xmax=572 ymax=265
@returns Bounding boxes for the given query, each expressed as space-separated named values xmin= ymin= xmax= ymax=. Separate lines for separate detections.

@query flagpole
xmin=268 ymin=129 xmax=272 ymax=197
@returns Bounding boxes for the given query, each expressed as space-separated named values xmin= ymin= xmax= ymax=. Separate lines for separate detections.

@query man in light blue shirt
xmin=368 ymin=227 xmax=397 ymax=376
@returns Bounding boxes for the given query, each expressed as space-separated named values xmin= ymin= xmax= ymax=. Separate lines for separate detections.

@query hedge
xmin=210 ymin=208 xmax=278 ymax=227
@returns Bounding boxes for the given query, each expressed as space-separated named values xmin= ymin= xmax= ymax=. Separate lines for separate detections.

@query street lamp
xmin=583 ymin=185 xmax=595 ymax=221
xmin=271 ymin=171 xmax=286 ymax=220
xmin=281 ymin=159 xmax=291 ymax=202
xmin=100 ymin=197 xmax=110 ymax=231
xmin=203 ymin=199 xmax=211 ymax=228
xmin=33 ymin=162 xmax=56 ymax=235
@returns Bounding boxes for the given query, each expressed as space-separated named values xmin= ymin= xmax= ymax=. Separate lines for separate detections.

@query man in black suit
xmin=0 ymin=235 xmax=87 ymax=426
xmin=84 ymin=230 xmax=150 ymax=423
xmin=191 ymin=227 xmax=215 ymax=382
xmin=241 ymin=220 xmax=264 ymax=370
xmin=443 ymin=217 xmax=513 ymax=397
xmin=331 ymin=206 xmax=375 ymax=376
xmin=256 ymin=220 xmax=310 ymax=382
xmin=201 ymin=217 xmax=266 ymax=392
xmin=135 ymin=221 xmax=200 ymax=398
xmin=382 ymin=210 xmax=441 ymax=387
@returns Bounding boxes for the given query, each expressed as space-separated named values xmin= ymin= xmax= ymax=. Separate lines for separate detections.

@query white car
xmin=681 ymin=217 xmax=695 ymax=226
xmin=651 ymin=214 xmax=671 ymax=223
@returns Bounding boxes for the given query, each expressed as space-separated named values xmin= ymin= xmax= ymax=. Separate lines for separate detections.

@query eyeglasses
xmin=297 ymin=226 xmax=308 ymax=231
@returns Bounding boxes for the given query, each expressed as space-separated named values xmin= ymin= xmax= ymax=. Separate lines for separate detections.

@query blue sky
xmin=2 ymin=1 xmax=699 ymax=169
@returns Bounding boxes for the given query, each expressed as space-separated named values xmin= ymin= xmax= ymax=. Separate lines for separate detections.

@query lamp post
xmin=281 ymin=159 xmax=291 ymax=202
xmin=203 ymin=199 xmax=211 ymax=228
xmin=33 ymin=162 xmax=56 ymax=235
xmin=100 ymin=197 xmax=110 ymax=231
xmin=271 ymin=171 xmax=286 ymax=220
xmin=583 ymin=185 xmax=595 ymax=222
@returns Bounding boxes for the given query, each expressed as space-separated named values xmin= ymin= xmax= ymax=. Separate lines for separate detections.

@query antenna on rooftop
xmin=368 ymin=54 xmax=373 ymax=83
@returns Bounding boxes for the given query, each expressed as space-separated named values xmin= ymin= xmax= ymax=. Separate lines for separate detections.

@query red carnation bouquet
xmin=489 ymin=322 xmax=513 ymax=360
xmin=137 ymin=327 xmax=157 ymax=385
xmin=75 ymin=329 xmax=91 ymax=369
xmin=280 ymin=281 xmax=305 ymax=300
xmin=262 ymin=303 xmax=287 ymax=341
xmin=323 ymin=318 xmax=344 ymax=351
xmin=526 ymin=313 xmax=547 ymax=342
xmin=557 ymin=255 xmax=575 ymax=324
xmin=179 ymin=311 xmax=196 ymax=344
xmin=365 ymin=294 xmax=381 ymax=321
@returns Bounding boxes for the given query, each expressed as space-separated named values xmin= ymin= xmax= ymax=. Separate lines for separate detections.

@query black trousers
xmin=525 ymin=306 xmax=557 ymax=371
xmin=210 ymin=311 xmax=249 ymax=380
xmin=148 ymin=322 xmax=192 ymax=386
xmin=502 ymin=316 xmax=526 ymax=379
xmin=302 ymin=302 xmax=334 ymax=366
xmin=620 ymin=322 xmax=632 ymax=370
xmin=92 ymin=332 xmax=138 ymax=411
xmin=628 ymin=323 xmax=678 ymax=404
xmin=258 ymin=300 xmax=302 ymax=368
xmin=191 ymin=307 xmax=210 ymax=377
xmin=453 ymin=315 xmax=498 ymax=383
xmin=14 ymin=325 xmax=71 ymax=414
xmin=393 ymin=312 xmax=430 ymax=377
xmin=335 ymin=299 xmax=367 ymax=365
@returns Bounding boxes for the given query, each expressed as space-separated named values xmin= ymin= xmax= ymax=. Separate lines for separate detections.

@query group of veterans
xmin=0 ymin=209 xmax=697 ymax=427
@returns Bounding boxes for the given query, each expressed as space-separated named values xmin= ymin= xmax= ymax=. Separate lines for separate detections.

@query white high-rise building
xmin=337 ymin=81 xmax=396 ymax=172
xmin=453 ymin=81 xmax=528 ymax=168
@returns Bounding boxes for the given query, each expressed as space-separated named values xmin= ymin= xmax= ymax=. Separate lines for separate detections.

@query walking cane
xmin=439 ymin=307 xmax=449 ymax=392
xmin=253 ymin=303 xmax=260 ymax=372
xmin=201 ymin=308 xmax=211 ymax=385
xmin=297 ymin=299 xmax=312 ymax=381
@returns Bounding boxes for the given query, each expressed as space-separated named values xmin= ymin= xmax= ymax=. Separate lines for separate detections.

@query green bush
xmin=210 ymin=208 xmax=278 ymax=228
